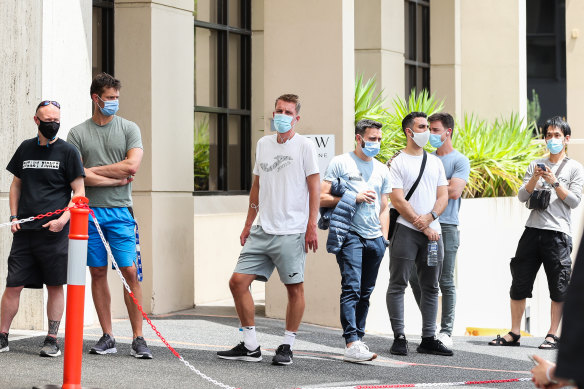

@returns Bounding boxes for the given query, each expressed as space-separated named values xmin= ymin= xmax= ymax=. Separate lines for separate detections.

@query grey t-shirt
xmin=68 ymin=116 xmax=143 ymax=207
xmin=518 ymin=157 xmax=584 ymax=236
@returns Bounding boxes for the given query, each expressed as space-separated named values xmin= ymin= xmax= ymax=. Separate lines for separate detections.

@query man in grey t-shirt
xmin=68 ymin=73 xmax=152 ymax=359
xmin=409 ymin=113 xmax=470 ymax=347
xmin=489 ymin=116 xmax=584 ymax=350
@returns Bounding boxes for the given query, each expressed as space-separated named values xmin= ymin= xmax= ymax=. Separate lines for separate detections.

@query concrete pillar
xmin=114 ymin=0 xmax=194 ymax=315
xmin=0 ymin=0 xmax=43 ymax=331
xmin=430 ymin=0 xmax=462 ymax=119
xmin=566 ymin=0 xmax=584 ymax=138
xmin=460 ymin=0 xmax=526 ymax=122
xmin=263 ymin=0 xmax=355 ymax=327
xmin=354 ymin=0 xmax=404 ymax=105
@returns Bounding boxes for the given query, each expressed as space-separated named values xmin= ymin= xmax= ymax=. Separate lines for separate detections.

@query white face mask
xmin=410 ymin=129 xmax=430 ymax=148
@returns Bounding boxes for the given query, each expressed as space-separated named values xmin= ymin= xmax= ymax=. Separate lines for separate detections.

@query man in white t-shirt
xmin=217 ymin=94 xmax=320 ymax=366
xmin=321 ymin=119 xmax=391 ymax=363
xmin=386 ymin=112 xmax=452 ymax=357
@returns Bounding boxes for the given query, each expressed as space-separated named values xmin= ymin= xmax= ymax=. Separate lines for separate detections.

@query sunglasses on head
xmin=36 ymin=100 xmax=61 ymax=110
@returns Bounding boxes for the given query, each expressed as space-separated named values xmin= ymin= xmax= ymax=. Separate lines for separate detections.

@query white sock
xmin=283 ymin=330 xmax=296 ymax=348
xmin=242 ymin=326 xmax=258 ymax=350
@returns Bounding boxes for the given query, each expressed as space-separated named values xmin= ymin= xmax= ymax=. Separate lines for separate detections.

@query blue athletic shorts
xmin=88 ymin=207 xmax=137 ymax=269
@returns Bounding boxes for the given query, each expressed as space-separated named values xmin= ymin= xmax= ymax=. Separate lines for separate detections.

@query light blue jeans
xmin=410 ymin=223 xmax=459 ymax=336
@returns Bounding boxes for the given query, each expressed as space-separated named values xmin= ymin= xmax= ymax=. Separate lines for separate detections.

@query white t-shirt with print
xmin=252 ymin=134 xmax=320 ymax=235
xmin=389 ymin=151 xmax=448 ymax=233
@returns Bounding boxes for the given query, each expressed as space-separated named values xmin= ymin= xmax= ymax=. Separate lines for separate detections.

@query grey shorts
xmin=234 ymin=225 xmax=306 ymax=284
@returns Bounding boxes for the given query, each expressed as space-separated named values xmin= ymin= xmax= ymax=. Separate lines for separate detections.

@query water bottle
xmin=427 ymin=240 xmax=438 ymax=267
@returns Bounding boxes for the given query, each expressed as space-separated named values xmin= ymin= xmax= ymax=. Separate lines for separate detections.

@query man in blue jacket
xmin=320 ymin=119 xmax=391 ymax=363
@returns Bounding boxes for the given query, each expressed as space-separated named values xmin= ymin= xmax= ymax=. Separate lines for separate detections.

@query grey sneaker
xmin=131 ymin=336 xmax=153 ymax=359
xmin=0 ymin=332 xmax=8 ymax=353
xmin=39 ymin=336 xmax=61 ymax=357
xmin=89 ymin=333 xmax=117 ymax=355
xmin=272 ymin=344 xmax=293 ymax=365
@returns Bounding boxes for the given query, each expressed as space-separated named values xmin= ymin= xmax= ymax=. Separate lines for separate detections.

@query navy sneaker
xmin=89 ymin=333 xmax=117 ymax=355
xmin=131 ymin=336 xmax=153 ymax=359
xmin=272 ymin=344 xmax=293 ymax=365
xmin=217 ymin=342 xmax=262 ymax=362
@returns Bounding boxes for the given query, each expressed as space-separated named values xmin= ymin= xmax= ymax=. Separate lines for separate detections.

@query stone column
xmin=460 ymin=0 xmax=526 ymax=121
xmin=0 ymin=0 xmax=43 ymax=330
xmin=263 ymin=0 xmax=355 ymax=327
xmin=430 ymin=0 xmax=462 ymax=119
xmin=114 ymin=0 xmax=194 ymax=315
xmin=355 ymin=0 xmax=404 ymax=104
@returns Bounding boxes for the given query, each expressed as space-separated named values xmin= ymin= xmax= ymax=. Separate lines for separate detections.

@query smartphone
xmin=537 ymin=163 xmax=546 ymax=171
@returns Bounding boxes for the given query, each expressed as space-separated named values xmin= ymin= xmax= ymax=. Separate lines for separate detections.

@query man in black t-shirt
xmin=0 ymin=100 xmax=84 ymax=358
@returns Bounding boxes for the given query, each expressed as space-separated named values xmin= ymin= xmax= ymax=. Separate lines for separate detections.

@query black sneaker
xmin=272 ymin=344 xmax=293 ymax=365
xmin=0 ymin=332 xmax=8 ymax=353
xmin=417 ymin=336 xmax=454 ymax=356
xmin=89 ymin=333 xmax=117 ymax=355
xmin=217 ymin=342 xmax=262 ymax=362
xmin=39 ymin=336 xmax=61 ymax=357
xmin=131 ymin=336 xmax=153 ymax=359
xmin=390 ymin=334 xmax=408 ymax=356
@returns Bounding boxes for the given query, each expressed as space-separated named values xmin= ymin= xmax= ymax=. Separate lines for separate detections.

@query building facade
xmin=1 ymin=0 xmax=583 ymax=334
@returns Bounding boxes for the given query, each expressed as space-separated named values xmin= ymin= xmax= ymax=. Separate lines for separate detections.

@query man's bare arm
xmin=89 ymin=148 xmax=143 ymax=179
xmin=9 ymin=177 xmax=22 ymax=233
xmin=305 ymin=173 xmax=321 ymax=253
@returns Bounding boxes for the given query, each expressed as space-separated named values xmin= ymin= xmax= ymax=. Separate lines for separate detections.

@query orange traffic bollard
xmin=62 ymin=196 xmax=90 ymax=389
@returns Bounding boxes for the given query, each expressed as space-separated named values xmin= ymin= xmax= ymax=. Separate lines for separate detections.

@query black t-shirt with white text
xmin=6 ymin=138 xmax=85 ymax=230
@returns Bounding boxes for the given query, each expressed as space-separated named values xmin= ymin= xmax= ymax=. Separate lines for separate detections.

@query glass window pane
xmin=228 ymin=0 xmax=241 ymax=28
xmin=526 ymin=0 xmax=555 ymax=34
xmin=228 ymin=34 xmax=241 ymax=109
xmin=195 ymin=27 xmax=217 ymax=107
xmin=527 ymin=37 xmax=556 ymax=78
xmin=421 ymin=5 xmax=430 ymax=63
xmin=194 ymin=112 xmax=218 ymax=191
xmin=92 ymin=7 xmax=102 ymax=77
xmin=227 ymin=116 xmax=242 ymax=190
xmin=195 ymin=0 xmax=217 ymax=24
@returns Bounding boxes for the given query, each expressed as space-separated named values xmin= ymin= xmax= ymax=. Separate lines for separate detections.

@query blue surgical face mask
xmin=547 ymin=138 xmax=564 ymax=155
xmin=360 ymin=138 xmax=380 ymax=158
xmin=429 ymin=133 xmax=445 ymax=148
xmin=97 ymin=96 xmax=119 ymax=116
xmin=273 ymin=113 xmax=294 ymax=133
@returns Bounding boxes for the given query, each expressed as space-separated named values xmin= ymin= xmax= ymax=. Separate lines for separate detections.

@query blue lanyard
xmin=134 ymin=221 xmax=143 ymax=282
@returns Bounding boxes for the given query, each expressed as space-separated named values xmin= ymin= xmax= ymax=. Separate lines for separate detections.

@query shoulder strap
xmin=554 ymin=157 xmax=569 ymax=178
xmin=405 ymin=151 xmax=427 ymax=201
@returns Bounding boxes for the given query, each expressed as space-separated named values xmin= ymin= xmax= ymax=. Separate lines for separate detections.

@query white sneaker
xmin=437 ymin=332 xmax=453 ymax=347
xmin=343 ymin=341 xmax=377 ymax=363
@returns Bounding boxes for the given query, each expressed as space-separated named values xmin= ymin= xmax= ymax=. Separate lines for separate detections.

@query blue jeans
xmin=409 ymin=223 xmax=459 ymax=335
xmin=336 ymin=231 xmax=386 ymax=344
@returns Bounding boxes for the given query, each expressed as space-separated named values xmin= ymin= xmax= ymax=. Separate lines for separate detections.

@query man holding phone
xmin=489 ymin=117 xmax=584 ymax=350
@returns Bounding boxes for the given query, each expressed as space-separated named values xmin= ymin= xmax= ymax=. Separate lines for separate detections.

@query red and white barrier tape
xmin=90 ymin=212 xmax=238 ymax=389
xmin=296 ymin=377 xmax=532 ymax=389
xmin=2 ymin=207 xmax=238 ymax=389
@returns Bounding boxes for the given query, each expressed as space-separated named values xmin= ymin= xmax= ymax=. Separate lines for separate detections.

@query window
xmin=194 ymin=0 xmax=252 ymax=193
xmin=92 ymin=0 xmax=114 ymax=76
xmin=526 ymin=0 xmax=566 ymax=127
xmin=404 ymin=0 xmax=430 ymax=97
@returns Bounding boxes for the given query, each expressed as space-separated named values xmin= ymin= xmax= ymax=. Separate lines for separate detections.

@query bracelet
xmin=9 ymin=215 xmax=17 ymax=221
xmin=546 ymin=365 xmax=558 ymax=385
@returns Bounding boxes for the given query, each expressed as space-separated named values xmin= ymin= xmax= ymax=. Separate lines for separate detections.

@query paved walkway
xmin=0 ymin=303 xmax=549 ymax=389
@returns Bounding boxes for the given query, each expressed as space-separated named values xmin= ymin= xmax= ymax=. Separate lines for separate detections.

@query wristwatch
xmin=430 ymin=211 xmax=438 ymax=220
xmin=552 ymin=181 xmax=560 ymax=189
xmin=9 ymin=215 xmax=17 ymax=221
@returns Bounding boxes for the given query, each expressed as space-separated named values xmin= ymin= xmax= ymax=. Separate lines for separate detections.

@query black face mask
xmin=38 ymin=120 xmax=60 ymax=140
